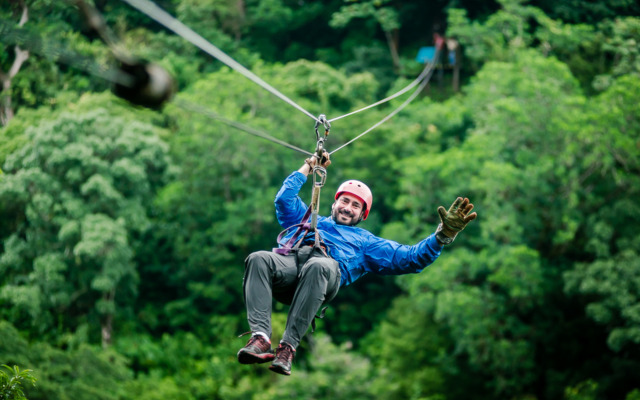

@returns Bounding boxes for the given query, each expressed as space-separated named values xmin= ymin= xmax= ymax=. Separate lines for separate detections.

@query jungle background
xmin=1 ymin=0 xmax=639 ymax=399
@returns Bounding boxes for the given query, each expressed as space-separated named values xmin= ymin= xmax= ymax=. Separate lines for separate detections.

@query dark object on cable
xmin=111 ymin=60 xmax=175 ymax=109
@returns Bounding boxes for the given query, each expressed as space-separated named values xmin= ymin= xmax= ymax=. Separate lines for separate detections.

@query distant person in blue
xmin=237 ymin=152 xmax=477 ymax=375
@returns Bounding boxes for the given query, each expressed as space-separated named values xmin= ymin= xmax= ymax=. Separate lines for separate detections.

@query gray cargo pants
xmin=243 ymin=247 xmax=341 ymax=349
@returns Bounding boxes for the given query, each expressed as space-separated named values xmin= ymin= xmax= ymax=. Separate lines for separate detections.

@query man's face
xmin=331 ymin=194 xmax=365 ymax=226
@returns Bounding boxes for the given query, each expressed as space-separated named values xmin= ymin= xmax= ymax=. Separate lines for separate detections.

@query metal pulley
xmin=111 ymin=60 xmax=175 ymax=109
xmin=308 ymin=114 xmax=331 ymax=230
xmin=315 ymin=114 xmax=331 ymax=139
xmin=74 ymin=0 xmax=175 ymax=109
xmin=314 ymin=114 xmax=331 ymax=164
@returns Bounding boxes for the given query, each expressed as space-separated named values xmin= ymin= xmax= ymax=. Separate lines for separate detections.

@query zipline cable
xmin=1 ymin=16 xmax=311 ymax=155
xmin=329 ymin=49 xmax=440 ymax=155
xmin=175 ymin=100 xmax=314 ymax=157
xmin=5 ymin=1 xmax=441 ymax=157
xmin=120 ymin=0 xmax=448 ymax=153
xmin=327 ymin=58 xmax=437 ymax=124
xmin=121 ymin=0 xmax=438 ymax=127
xmin=120 ymin=0 xmax=321 ymax=124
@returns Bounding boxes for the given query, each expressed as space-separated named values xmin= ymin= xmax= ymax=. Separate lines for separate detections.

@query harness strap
xmin=274 ymin=131 xmax=328 ymax=256
xmin=273 ymin=205 xmax=313 ymax=255
xmin=311 ymin=306 xmax=329 ymax=333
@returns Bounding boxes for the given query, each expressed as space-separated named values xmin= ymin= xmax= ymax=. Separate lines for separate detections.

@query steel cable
xmin=327 ymin=56 xmax=437 ymax=123
xmin=329 ymin=50 xmax=440 ymax=155
xmin=174 ymin=100 xmax=314 ymax=157
xmin=120 ymin=0 xmax=321 ymax=124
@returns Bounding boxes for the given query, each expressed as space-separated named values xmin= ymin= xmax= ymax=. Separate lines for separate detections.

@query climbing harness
xmin=273 ymin=116 xmax=331 ymax=257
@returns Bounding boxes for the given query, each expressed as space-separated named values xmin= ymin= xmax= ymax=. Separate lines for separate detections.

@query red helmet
xmin=335 ymin=180 xmax=373 ymax=220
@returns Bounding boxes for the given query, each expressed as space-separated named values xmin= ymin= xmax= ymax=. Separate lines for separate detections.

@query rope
xmin=120 ymin=0 xmax=321 ymax=124
xmin=327 ymin=58 xmax=436 ymax=123
xmin=174 ymin=100 xmax=314 ymax=157
xmin=329 ymin=50 xmax=440 ymax=155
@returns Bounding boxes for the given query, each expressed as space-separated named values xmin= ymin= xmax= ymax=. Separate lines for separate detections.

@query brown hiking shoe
xmin=237 ymin=334 xmax=275 ymax=364
xmin=269 ymin=342 xmax=296 ymax=376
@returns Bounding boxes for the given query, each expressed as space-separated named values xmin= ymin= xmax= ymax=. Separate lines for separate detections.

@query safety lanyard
xmin=272 ymin=116 xmax=330 ymax=255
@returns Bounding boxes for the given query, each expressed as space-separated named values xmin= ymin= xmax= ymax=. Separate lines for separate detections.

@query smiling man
xmin=238 ymin=152 xmax=477 ymax=376
xmin=332 ymin=184 xmax=368 ymax=225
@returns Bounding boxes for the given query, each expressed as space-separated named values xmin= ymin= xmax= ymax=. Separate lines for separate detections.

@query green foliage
xmin=0 ymin=101 xmax=172 ymax=344
xmin=593 ymin=17 xmax=640 ymax=90
xmin=446 ymin=0 xmax=607 ymax=91
xmin=364 ymin=297 xmax=448 ymax=400
xmin=1 ymin=1 xmax=640 ymax=399
xmin=0 ymin=320 xmax=130 ymax=400
xmin=378 ymin=50 xmax=639 ymax=398
xmin=537 ymin=0 xmax=640 ymax=24
xmin=256 ymin=334 xmax=376 ymax=400
xmin=0 ymin=364 xmax=36 ymax=400
xmin=563 ymin=75 xmax=640 ymax=357
xmin=330 ymin=0 xmax=399 ymax=33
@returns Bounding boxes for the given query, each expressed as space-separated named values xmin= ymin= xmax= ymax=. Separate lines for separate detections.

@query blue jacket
xmin=275 ymin=171 xmax=443 ymax=287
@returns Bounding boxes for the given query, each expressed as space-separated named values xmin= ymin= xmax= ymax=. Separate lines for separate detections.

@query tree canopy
xmin=1 ymin=0 xmax=639 ymax=399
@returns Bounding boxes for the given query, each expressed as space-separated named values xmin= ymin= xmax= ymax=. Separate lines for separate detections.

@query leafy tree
xmin=330 ymin=0 xmax=402 ymax=71
xmin=0 ymin=0 xmax=30 ymax=126
xmin=0 ymin=320 xmax=131 ymax=400
xmin=593 ymin=17 xmax=640 ymax=91
xmin=368 ymin=49 xmax=585 ymax=398
xmin=446 ymin=0 xmax=601 ymax=90
xmin=1 ymin=0 xmax=114 ymax=124
xmin=363 ymin=296 xmax=449 ymax=400
xmin=0 ymin=364 xmax=36 ymax=400
xmin=563 ymin=74 xmax=640 ymax=398
xmin=0 ymin=101 xmax=172 ymax=347
xmin=533 ymin=0 xmax=640 ymax=24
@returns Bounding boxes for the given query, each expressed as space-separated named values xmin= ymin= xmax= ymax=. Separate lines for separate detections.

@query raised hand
xmin=436 ymin=197 xmax=477 ymax=243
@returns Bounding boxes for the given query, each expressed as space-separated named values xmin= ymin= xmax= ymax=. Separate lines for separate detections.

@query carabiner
xmin=312 ymin=166 xmax=327 ymax=188
xmin=315 ymin=114 xmax=331 ymax=141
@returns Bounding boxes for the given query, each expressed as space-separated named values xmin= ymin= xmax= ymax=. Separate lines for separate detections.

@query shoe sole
xmin=237 ymin=349 xmax=275 ymax=364
xmin=268 ymin=364 xmax=291 ymax=376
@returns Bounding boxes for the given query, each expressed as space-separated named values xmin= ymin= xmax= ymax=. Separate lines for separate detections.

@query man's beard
xmin=332 ymin=207 xmax=358 ymax=226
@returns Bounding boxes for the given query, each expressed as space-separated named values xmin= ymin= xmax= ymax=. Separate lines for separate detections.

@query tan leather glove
xmin=436 ymin=197 xmax=477 ymax=245
xmin=305 ymin=151 xmax=331 ymax=169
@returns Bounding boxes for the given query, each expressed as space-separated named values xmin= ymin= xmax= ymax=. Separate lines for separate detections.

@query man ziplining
xmin=65 ymin=2 xmax=463 ymax=376
xmin=237 ymin=151 xmax=478 ymax=376
xmin=71 ymin=1 xmax=469 ymax=376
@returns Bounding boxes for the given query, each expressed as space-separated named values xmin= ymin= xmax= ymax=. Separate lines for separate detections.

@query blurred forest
xmin=1 ymin=0 xmax=639 ymax=399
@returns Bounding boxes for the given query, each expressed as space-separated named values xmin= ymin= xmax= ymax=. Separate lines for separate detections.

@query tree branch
xmin=0 ymin=0 xmax=30 ymax=126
